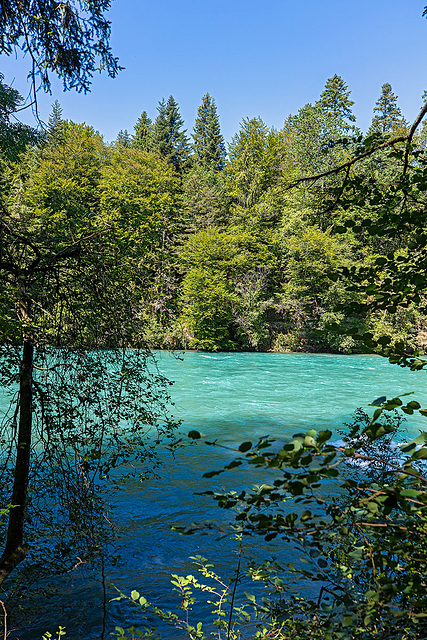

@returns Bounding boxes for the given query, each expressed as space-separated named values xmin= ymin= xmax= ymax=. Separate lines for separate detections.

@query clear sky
xmin=1 ymin=0 xmax=427 ymax=143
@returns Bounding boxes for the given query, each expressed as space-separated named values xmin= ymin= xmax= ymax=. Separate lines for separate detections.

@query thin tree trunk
xmin=0 ymin=322 xmax=33 ymax=586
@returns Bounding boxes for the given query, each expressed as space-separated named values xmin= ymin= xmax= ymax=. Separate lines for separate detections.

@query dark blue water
xmin=4 ymin=352 xmax=427 ymax=639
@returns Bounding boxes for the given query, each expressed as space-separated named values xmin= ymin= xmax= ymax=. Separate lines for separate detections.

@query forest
xmin=2 ymin=76 xmax=426 ymax=355
xmin=2 ymin=1 xmax=427 ymax=639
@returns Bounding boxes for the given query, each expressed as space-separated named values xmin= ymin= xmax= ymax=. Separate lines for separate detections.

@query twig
xmin=0 ymin=600 xmax=7 ymax=640
xmin=227 ymin=532 xmax=243 ymax=640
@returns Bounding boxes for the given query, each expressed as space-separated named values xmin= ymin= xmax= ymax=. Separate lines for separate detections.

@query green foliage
xmin=329 ymin=134 xmax=427 ymax=363
xmin=192 ymin=93 xmax=226 ymax=172
xmin=181 ymin=165 xmax=228 ymax=231
xmin=0 ymin=0 xmax=121 ymax=92
xmin=181 ymin=266 xmax=235 ymax=351
xmin=226 ymin=117 xmax=284 ymax=210
xmin=195 ymin=402 xmax=427 ymax=638
xmin=115 ymin=129 xmax=132 ymax=148
xmin=0 ymin=114 xmax=180 ymax=591
xmin=370 ymin=83 xmax=408 ymax=134
xmin=21 ymin=122 xmax=104 ymax=237
xmin=0 ymin=73 xmax=39 ymax=161
xmin=132 ymin=111 xmax=154 ymax=151
xmin=47 ymin=100 xmax=65 ymax=147
xmin=178 ymin=225 xmax=279 ymax=351
xmin=42 ymin=627 xmax=66 ymax=640
xmin=283 ymin=102 xmax=351 ymax=179
xmin=98 ymin=146 xmax=179 ymax=248
xmin=113 ymin=555 xmax=291 ymax=640
xmin=316 ymin=74 xmax=356 ymax=127
xmin=153 ymin=96 xmax=190 ymax=173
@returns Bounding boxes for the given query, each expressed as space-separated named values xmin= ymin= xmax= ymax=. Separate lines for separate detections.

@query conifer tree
xmin=192 ymin=93 xmax=226 ymax=171
xmin=47 ymin=99 xmax=64 ymax=145
xmin=153 ymin=96 xmax=190 ymax=172
xmin=115 ymin=129 xmax=132 ymax=147
xmin=132 ymin=111 xmax=153 ymax=151
xmin=370 ymin=83 xmax=407 ymax=133
xmin=316 ymin=74 xmax=356 ymax=124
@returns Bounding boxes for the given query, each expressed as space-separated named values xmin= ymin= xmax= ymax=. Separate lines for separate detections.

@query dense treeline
xmin=2 ymin=76 xmax=427 ymax=354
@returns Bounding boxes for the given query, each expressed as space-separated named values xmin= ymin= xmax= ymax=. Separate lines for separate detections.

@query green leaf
xmin=342 ymin=614 xmax=355 ymax=628
xmin=239 ymin=441 xmax=252 ymax=452
xmin=245 ymin=592 xmax=256 ymax=603
xmin=412 ymin=447 xmax=427 ymax=460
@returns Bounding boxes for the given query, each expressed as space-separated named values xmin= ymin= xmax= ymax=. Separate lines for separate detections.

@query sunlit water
xmin=4 ymin=352 xmax=427 ymax=639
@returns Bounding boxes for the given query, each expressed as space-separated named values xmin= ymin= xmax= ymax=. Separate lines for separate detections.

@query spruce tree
xmin=192 ymin=93 xmax=226 ymax=171
xmin=47 ymin=99 xmax=64 ymax=145
xmin=370 ymin=83 xmax=407 ymax=133
xmin=115 ymin=129 xmax=132 ymax=147
xmin=132 ymin=111 xmax=153 ymax=151
xmin=152 ymin=96 xmax=190 ymax=172
xmin=316 ymin=74 xmax=356 ymax=131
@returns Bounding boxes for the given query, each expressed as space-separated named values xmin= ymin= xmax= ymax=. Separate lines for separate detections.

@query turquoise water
xmin=156 ymin=351 xmax=427 ymax=440
xmin=5 ymin=352 xmax=427 ymax=638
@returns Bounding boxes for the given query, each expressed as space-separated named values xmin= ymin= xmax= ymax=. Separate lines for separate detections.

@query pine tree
xmin=47 ymin=99 xmax=64 ymax=145
xmin=152 ymin=96 xmax=190 ymax=172
xmin=370 ymin=83 xmax=407 ymax=134
xmin=192 ymin=93 xmax=226 ymax=171
xmin=132 ymin=111 xmax=153 ymax=151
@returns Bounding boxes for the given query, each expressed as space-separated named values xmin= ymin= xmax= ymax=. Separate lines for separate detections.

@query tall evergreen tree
xmin=47 ymin=99 xmax=64 ymax=145
xmin=115 ymin=129 xmax=132 ymax=147
xmin=192 ymin=93 xmax=226 ymax=171
xmin=132 ymin=110 xmax=153 ymax=151
xmin=370 ymin=83 xmax=407 ymax=134
xmin=152 ymin=96 xmax=190 ymax=172
xmin=316 ymin=74 xmax=356 ymax=126
xmin=226 ymin=117 xmax=283 ymax=210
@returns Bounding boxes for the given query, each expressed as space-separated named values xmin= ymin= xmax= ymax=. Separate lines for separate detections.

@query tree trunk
xmin=0 ymin=325 xmax=33 ymax=586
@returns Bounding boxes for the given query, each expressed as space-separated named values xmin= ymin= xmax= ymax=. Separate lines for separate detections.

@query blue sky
xmin=1 ymin=0 xmax=427 ymax=143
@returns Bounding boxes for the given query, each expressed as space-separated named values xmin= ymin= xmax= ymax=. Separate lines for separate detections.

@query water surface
xmin=5 ymin=352 xmax=427 ymax=639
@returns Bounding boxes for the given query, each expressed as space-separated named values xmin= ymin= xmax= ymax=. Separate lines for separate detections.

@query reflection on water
xmin=4 ymin=352 xmax=427 ymax=639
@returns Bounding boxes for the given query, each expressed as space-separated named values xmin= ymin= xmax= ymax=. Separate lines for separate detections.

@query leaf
xmin=303 ymin=435 xmax=317 ymax=448
xmin=407 ymin=401 xmax=421 ymax=410
xmin=342 ymin=614 xmax=355 ymax=628
xmin=239 ymin=441 xmax=252 ymax=452
xmin=412 ymin=447 xmax=427 ymax=460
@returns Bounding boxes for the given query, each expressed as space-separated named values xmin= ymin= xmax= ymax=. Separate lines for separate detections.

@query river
xmin=5 ymin=352 xmax=427 ymax=639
